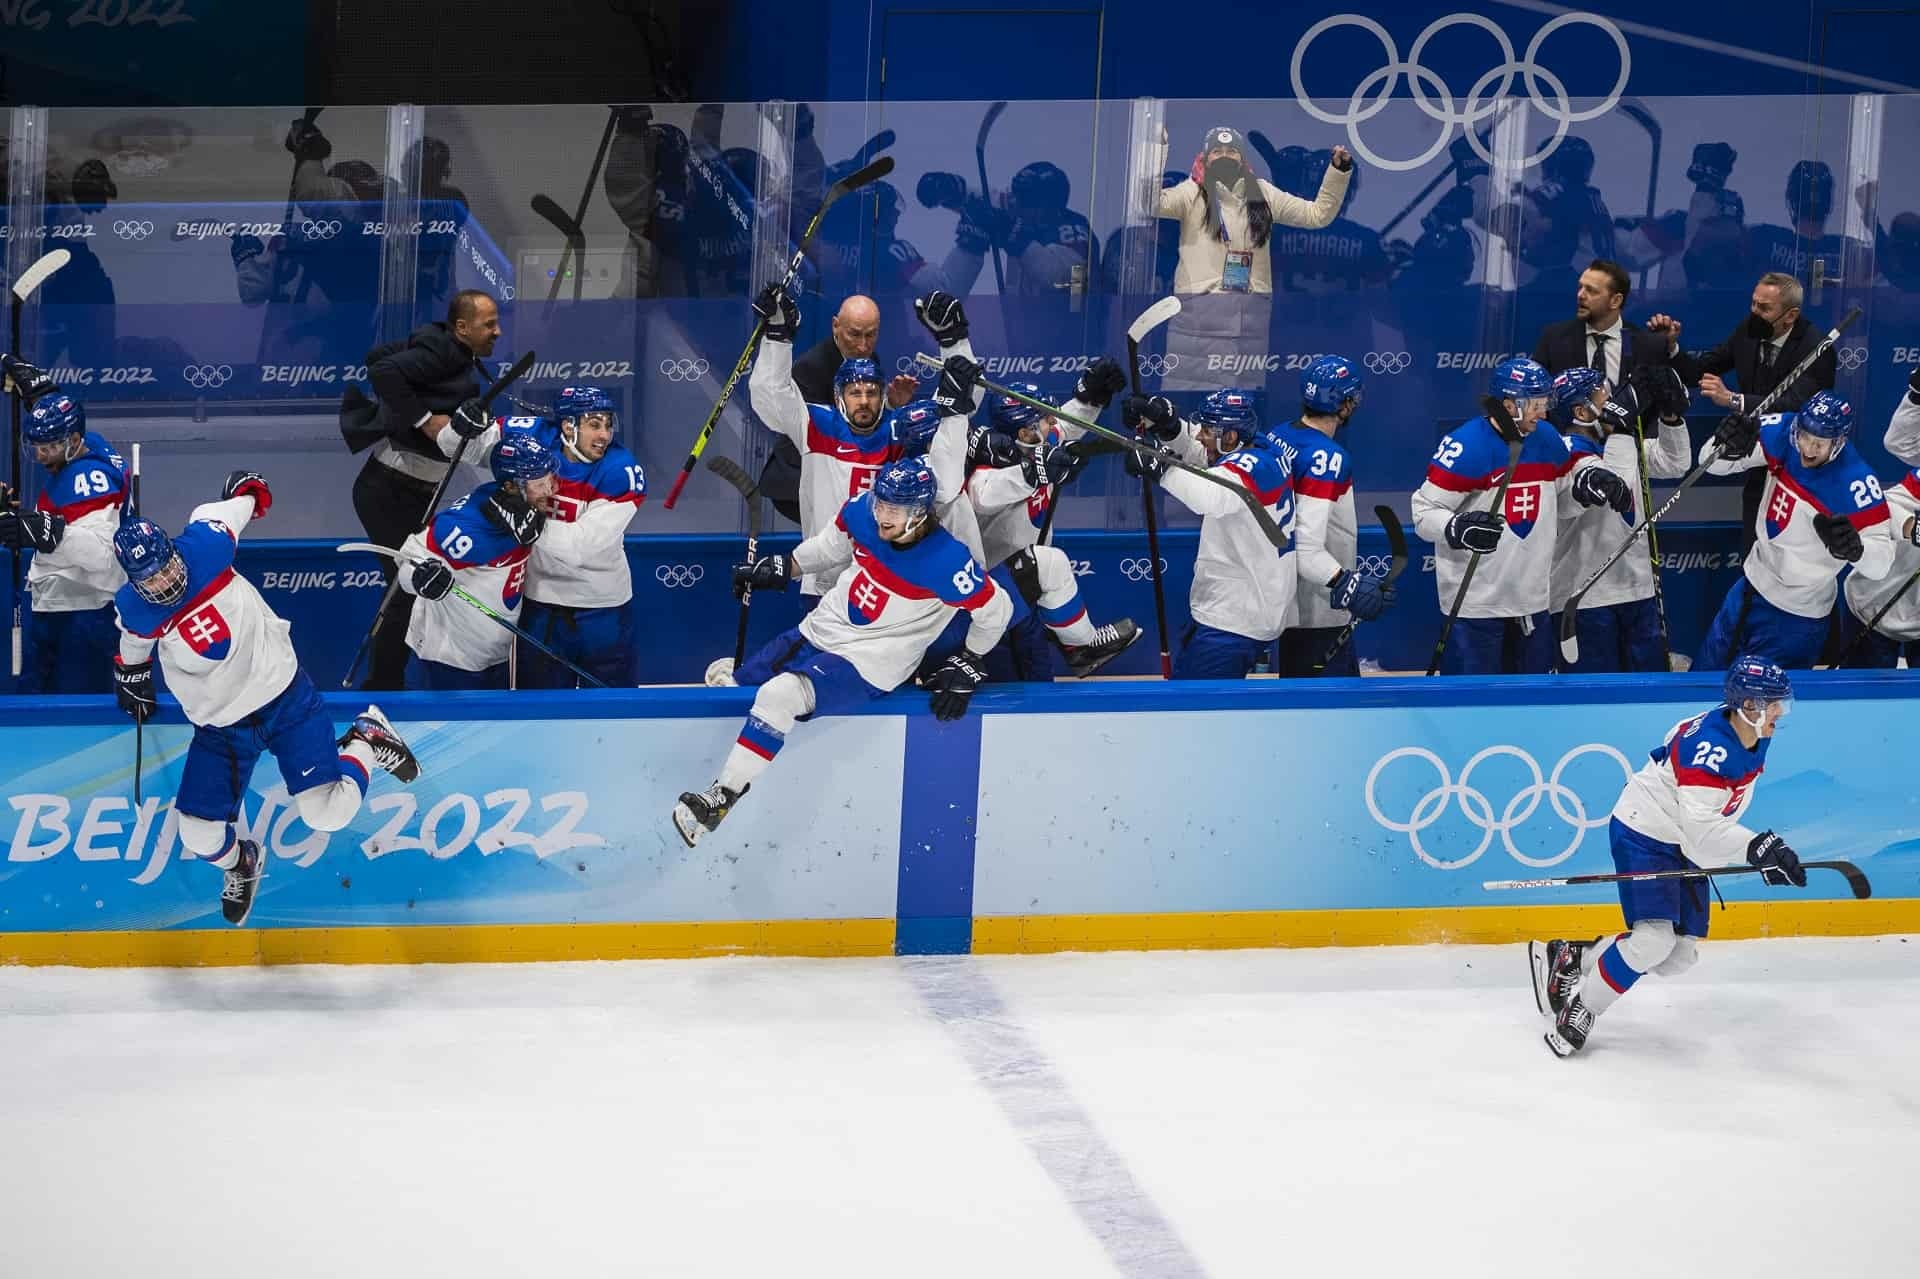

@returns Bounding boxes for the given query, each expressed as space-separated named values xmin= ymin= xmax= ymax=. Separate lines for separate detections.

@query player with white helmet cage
xmin=437 ymin=386 xmax=645 ymax=686
xmin=397 ymin=431 xmax=560 ymax=689
xmin=110 ymin=478 xmax=419 ymax=927
xmin=1532 ymin=656 xmax=1805 ymax=1058
xmin=1695 ymin=391 xmax=1894 ymax=669
xmin=674 ymin=457 xmax=1009 ymax=846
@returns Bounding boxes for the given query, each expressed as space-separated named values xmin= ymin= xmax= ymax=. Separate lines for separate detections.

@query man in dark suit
xmin=1530 ymin=258 xmax=1672 ymax=391
xmin=340 ymin=288 xmax=499 ymax=689
xmin=1646 ymin=271 xmax=1837 ymax=551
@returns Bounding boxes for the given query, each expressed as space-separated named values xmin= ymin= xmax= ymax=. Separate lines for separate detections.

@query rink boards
xmin=1 ymin=675 xmax=1916 ymax=965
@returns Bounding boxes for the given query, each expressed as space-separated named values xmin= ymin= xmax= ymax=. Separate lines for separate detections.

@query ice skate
xmin=1544 ymin=993 xmax=1594 ymax=1058
xmin=1528 ymin=938 xmax=1590 ymax=1016
xmin=220 ymin=839 xmax=265 ymax=927
xmin=1062 ymin=619 xmax=1141 ymax=678
xmin=673 ymin=782 xmax=748 ymax=847
xmin=339 ymin=705 xmax=421 ymax=783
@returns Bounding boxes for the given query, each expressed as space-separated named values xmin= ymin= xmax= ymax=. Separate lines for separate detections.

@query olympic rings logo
xmin=896 ymin=356 xmax=937 ymax=379
xmin=1118 ymin=557 xmax=1168 ymax=581
xmin=1836 ymin=346 xmax=1868 ymax=372
xmin=654 ymin=564 xmax=706 ymax=588
xmin=182 ymin=365 xmax=234 ymax=390
xmin=659 ymin=359 xmax=710 ymax=382
xmin=1354 ymin=554 xmax=1395 ymax=576
xmin=299 ymin=219 xmax=342 ymax=239
xmin=1364 ymin=351 xmax=1411 ymax=375
xmin=1136 ymin=354 xmax=1181 ymax=376
xmin=113 ymin=219 xmax=155 ymax=240
xmin=1364 ymin=743 xmax=1632 ymax=869
xmin=1290 ymin=13 xmax=1631 ymax=173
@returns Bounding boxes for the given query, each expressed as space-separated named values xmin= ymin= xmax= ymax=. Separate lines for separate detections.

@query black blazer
xmin=1671 ymin=313 xmax=1835 ymax=415
xmin=347 ymin=323 xmax=486 ymax=457
xmin=1530 ymin=317 xmax=1671 ymax=384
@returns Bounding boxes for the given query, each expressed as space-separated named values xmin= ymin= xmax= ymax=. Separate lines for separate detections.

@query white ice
xmin=2 ymin=938 xmax=1916 ymax=1279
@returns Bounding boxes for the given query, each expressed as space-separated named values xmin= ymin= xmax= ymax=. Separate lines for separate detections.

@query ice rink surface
xmin=3 ymin=937 xmax=1915 ymax=1279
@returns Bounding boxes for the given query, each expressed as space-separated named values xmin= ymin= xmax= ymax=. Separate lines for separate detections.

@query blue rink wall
xmin=2 ymin=674 xmax=1917 ymax=966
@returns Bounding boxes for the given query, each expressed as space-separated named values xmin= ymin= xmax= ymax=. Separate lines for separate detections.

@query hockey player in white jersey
xmin=1885 ymin=367 xmax=1920 ymax=465
xmin=111 ymin=478 xmax=419 ymax=926
xmin=1531 ymin=656 xmax=1805 ymax=1057
xmin=398 ymin=431 xmax=559 ymax=689
xmin=1548 ymin=365 xmax=1691 ymax=672
xmin=1695 ymin=392 xmax=1894 ymax=669
xmin=1269 ymin=356 xmax=1395 ymax=676
xmin=1125 ymin=388 xmax=1297 ymax=679
xmin=0 ymin=383 xmax=127 ymax=693
xmin=965 ymin=372 xmax=1140 ymax=676
xmin=674 ymin=457 xmax=1010 ymax=846
xmin=1837 ymin=457 xmax=1920 ymax=667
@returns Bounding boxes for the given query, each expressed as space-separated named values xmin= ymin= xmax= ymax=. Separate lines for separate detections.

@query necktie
xmin=1589 ymin=333 xmax=1609 ymax=379
xmin=1759 ymin=341 xmax=1776 ymax=372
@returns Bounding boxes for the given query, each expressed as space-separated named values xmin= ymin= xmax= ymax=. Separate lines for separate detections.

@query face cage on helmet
xmin=1731 ymin=693 xmax=1792 ymax=730
xmin=129 ymin=552 xmax=189 ymax=607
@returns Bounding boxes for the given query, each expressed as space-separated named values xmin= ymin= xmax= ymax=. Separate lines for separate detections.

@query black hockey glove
xmin=222 ymin=470 xmax=273 ymax=518
xmin=113 ymin=657 xmax=156 ymax=722
xmin=284 ymin=116 xmax=332 ymax=162
xmin=482 ymin=487 xmax=545 ymax=547
xmin=1908 ymin=365 xmax=1920 ymax=406
xmin=731 ymin=554 xmax=793 ymax=600
xmin=1632 ymin=364 xmax=1691 ymax=420
xmin=1329 ymin=568 xmax=1393 ymax=621
xmin=410 ymin=557 xmax=454 ymax=601
xmin=925 ymin=649 xmax=988 ymax=721
xmin=1041 ymin=442 xmax=1088 ymax=487
xmin=449 ymin=397 xmax=492 ymax=441
xmin=933 ymin=355 xmax=981 ymax=416
xmin=0 ymin=508 xmax=65 ymax=553
xmin=1 ymin=354 xmax=56 ymax=402
xmin=1812 ymin=511 xmax=1864 ymax=563
xmin=1711 ymin=413 xmax=1760 ymax=459
xmin=1571 ymin=465 xmax=1633 ymax=515
xmin=953 ymin=198 xmax=999 ymax=255
xmin=915 ymin=291 xmax=969 ymax=345
xmin=1074 ymin=357 xmax=1127 ymax=409
xmin=1123 ymin=439 xmax=1173 ymax=482
xmin=969 ymin=424 xmax=1020 ymax=471
xmin=1121 ymin=393 xmax=1182 ymax=442
xmin=1746 ymin=830 xmax=1806 ymax=888
xmin=1597 ymin=397 xmax=1638 ymax=438
xmin=1445 ymin=509 xmax=1506 ymax=554
xmin=752 ymin=283 xmax=800 ymax=343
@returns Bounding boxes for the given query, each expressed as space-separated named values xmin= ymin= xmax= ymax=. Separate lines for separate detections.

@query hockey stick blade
xmin=530 ymin=193 xmax=582 ymax=239
xmin=976 ymin=102 xmax=1007 ymax=149
xmin=480 ymin=351 xmax=537 ymax=409
xmin=11 ymin=249 xmax=71 ymax=303
xmin=1125 ymin=295 xmax=1182 ymax=347
xmin=915 ymin=354 xmax=1290 ymax=549
xmin=1484 ymin=859 xmax=1871 ymax=900
xmin=705 ymin=454 xmax=758 ymax=502
xmin=825 ymin=155 xmax=895 ymax=209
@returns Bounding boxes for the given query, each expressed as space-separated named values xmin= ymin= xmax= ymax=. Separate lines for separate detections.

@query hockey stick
xmin=1484 ymin=858 xmax=1871 ymax=900
xmin=1628 ymin=410 xmax=1674 ymax=669
xmin=704 ymin=455 xmax=761 ymax=671
xmin=1617 ymin=98 xmax=1661 ymax=291
xmin=1377 ymin=100 xmax=1520 ymax=240
xmin=340 ymin=349 xmax=536 ymax=688
xmin=1126 ymin=296 xmax=1183 ymax=678
xmin=263 ymin=108 xmax=323 ymax=327
xmin=976 ymin=102 xmax=1008 ymax=296
xmin=1426 ymin=397 xmax=1524 ymax=676
xmin=913 ymin=354 xmax=1293 ymax=550
xmin=531 ymin=108 xmax=618 ymax=303
xmin=1245 ymin=130 xmax=1283 ymax=183
xmin=129 ymin=442 xmax=143 ymax=803
xmin=338 ymin=543 xmax=610 ymax=688
xmin=1558 ymin=305 xmax=1862 ymax=665
xmin=8 ymin=248 xmax=71 ymax=678
xmin=661 ymin=155 xmax=896 ymax=509
xmin=1825 ymin=567 xmax=1920 ymax=669
xmin=1315 ymin=505 xmax=1408 ymax=673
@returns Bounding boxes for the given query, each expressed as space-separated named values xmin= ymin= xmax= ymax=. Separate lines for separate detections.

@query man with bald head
xmin=757 ymin=294 xmax=921 ymax=522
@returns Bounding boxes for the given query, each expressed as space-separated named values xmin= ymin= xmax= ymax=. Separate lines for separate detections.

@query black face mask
xmin=1744 ymin=311 xmax=1776 ymax=341
xmin=1205 ymin=157 xmax=1242 ymax=188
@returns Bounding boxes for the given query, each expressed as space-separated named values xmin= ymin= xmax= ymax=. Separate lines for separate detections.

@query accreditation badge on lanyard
xmin=1221 ymin=249 xmax=1253 ymax=292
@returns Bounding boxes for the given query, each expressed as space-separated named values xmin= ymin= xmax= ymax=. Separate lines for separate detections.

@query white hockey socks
xmin=718 ymin=673 xmax=812 ymax=794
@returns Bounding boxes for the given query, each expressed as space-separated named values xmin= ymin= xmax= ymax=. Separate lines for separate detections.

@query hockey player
xmin=1531 ymin=656 xmax=1804 ymax=1057
xmin=110 ymin=477 xmax=420 ymax=926
xmin=673 ymin=457 xmax=1010 ymax=846
xmin=965 ymin=374 xmax=1140 ymax=677
xmin=439 ymin=387 xmax=644 ymax=686
xmin=1549 ymin=365 xmax=1692 ymax=672
xmin=0 ymin=380 xmax=127 ymax=693
xmin=1695 ymin=392 xmax=1894 ymax=669
xmin=1837 ymin=459 xmax=1920 ymax=668
xmin=398 ymin=432 xmax=559 ymax=690
xmin=1411 ymin=358 xmax=1576 ymax=675
xmin=1270 ymin=356 xmax=1394 ymax=676
xmin=1127 ymin=389 xmax=1297 ymax=679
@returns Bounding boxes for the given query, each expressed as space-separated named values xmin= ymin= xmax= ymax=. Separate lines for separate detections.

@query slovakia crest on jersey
xmin=177 ymin=602 xmax=232 ymax=660
xmin=846 ymin=567 xmax=892 ymax=626
xmin=503 ymin=560 xmax=526 ymax=610
xmin=1503 ymin=483 xmax=1541 ymax=539
xmin=1764 ymin=485 xmax=1796 ymax=540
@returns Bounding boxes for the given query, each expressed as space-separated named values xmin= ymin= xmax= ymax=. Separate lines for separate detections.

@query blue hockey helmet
xmin=1196 ymin=389 xmax=1260 ymax=444
xmin=988 ymin=382 xmax=1051 ymax=435
xmin=1300 ymin=355 xmax=1364 ymax=415
xmin=1489 ymin=356 xmax=1552 ymax=401
xmin=114 ymin=518 xmax=188 ymax=607
xmin=835 ymin=357 xmax=884 ymax=394
xmin=870 ymin=456 xmax=937 ymax=532
xmin=1724 ymin=654 xmax=1792 ymax=718
xmin=1010 ymin=161 xmax=1070 ymax=211
xmin=490 ymin=429 xmax=559 ymax=485
xmin=1795 ymin=391 xmax=1853 ymax=443
xmin=890 ymin=399 xmax=942 ymax=455
xmin=1549 ymin=366 xmax=1605 ymax=411
xmin=555 ymin=385 xmax=616 ymax=421
xmin=24 ymin=394 xmax=85 ymax=445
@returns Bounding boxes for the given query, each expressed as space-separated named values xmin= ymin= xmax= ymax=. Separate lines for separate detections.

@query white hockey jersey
xmin=1844 ymin=467 xmax=1920 ymax=641
xmin=1551 ymin=422 xmax=1691 ymax=611
xmin=1612 ymin=707 xmax=1769 ymax=869
xmin=1412 ymin=417 xmax=1573 ymax=619
xmin=796 ymin=496 xmax=1011 ymax=691
xmin=1885 ymin=393 xmax=1920 ymax=467
xmin=28 ymin=431 xmax=129 ymax=612
xmin=964 ymin=399 xmax=1096 ymax=568
xmin=399 ymin=483 xmax=531 ymax=671
xmin=1159 ymin=432 xmax=1298 ymax=643
xmin=114 ymin=497 xmax=297 ymax=728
